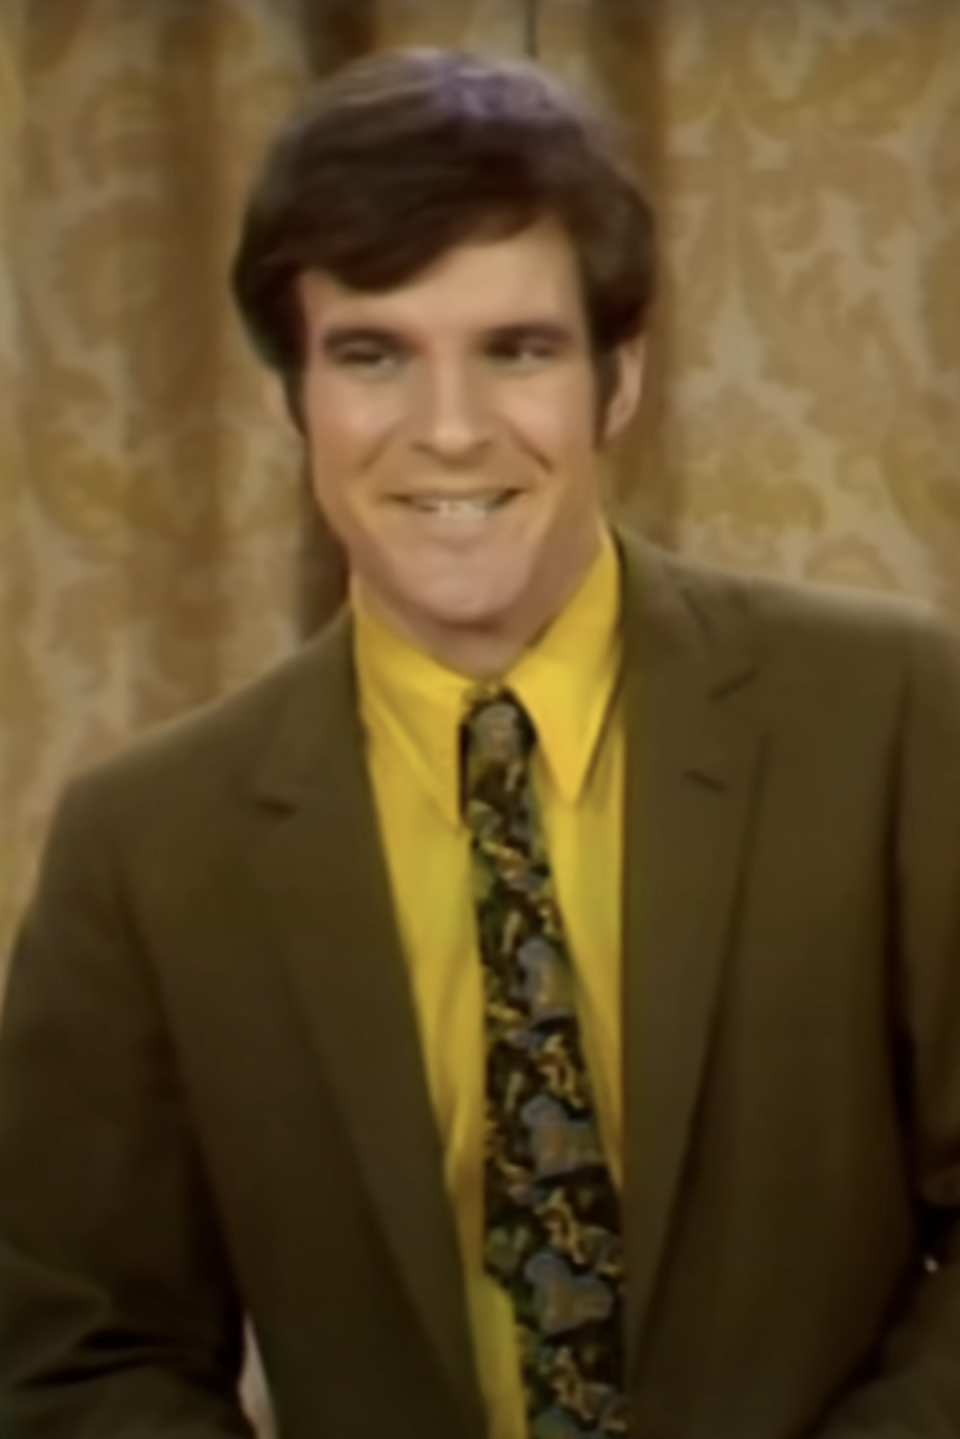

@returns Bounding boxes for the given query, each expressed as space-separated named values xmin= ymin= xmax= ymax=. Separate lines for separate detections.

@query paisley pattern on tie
xmin=461 ymin=687 xmax=627 ymax=1439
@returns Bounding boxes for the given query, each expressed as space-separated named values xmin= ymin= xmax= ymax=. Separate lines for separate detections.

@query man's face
xmin=295 ymin=219 xmax=642 ymax=663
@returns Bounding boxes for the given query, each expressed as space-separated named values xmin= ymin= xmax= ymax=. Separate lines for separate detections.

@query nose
xmin=411 ymin=357 xmax=493 ymax=464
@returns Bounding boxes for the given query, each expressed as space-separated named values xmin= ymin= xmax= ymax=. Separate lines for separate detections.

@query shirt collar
xmin=353 ymin=524 xmax=623 ymax=828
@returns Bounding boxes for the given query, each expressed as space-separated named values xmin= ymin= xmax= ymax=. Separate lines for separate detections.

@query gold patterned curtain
xmin=594 ymin=0 xmax=960 ymax=612
xmin=3 ymin=0 xmax=960 ymax=966
xmin=0 ymin=0 xmax=313 ymax=966
xmin=2 ymin=2 xmax=959 ymax=1434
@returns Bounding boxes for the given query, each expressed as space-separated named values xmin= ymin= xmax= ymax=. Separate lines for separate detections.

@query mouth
xmin=392 ymin=490 xmax=521 ymax=519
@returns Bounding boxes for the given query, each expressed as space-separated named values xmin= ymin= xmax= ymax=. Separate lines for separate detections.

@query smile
xmin=396 ymin=491 xmax=519 ymax=519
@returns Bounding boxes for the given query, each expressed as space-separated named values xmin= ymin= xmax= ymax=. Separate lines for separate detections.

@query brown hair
xmin=231 ymin=48 xmax=657 ymax=395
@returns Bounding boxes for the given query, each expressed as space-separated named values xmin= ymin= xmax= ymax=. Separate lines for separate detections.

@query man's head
xmin=232 ymin=49 xmax=656 ymax=673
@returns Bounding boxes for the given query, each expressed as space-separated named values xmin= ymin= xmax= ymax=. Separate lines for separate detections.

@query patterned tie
xmin=461 ymin=686 xmax=627 ymax=1439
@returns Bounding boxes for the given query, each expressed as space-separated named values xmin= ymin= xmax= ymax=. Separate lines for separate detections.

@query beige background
xmin=3 ymin=0 xmax=959 ymax=965
xmin=1 ymin=3 xmax=959 ymax=1427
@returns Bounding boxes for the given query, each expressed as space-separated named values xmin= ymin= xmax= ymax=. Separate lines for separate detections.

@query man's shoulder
xmin=63 ymin=616 xmax=350 ymax=824
xmin=635 ymin=535 xmax=955 ymax=664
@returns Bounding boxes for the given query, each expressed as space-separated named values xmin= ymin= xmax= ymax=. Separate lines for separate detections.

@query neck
xmin=410 ymin=626 xmax=541 ymax=683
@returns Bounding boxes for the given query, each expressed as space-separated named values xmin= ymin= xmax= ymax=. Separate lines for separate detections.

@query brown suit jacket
xmin=3 ymin=527 xmax=960 ymax=1439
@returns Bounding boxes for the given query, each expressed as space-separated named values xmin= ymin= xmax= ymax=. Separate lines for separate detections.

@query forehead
xmin=298 ymin=219 xmax=588 ymax=337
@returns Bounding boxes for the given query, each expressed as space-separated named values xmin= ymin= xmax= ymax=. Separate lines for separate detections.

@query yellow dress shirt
xmin=353 ymin=527 xmax=625 ymax=1439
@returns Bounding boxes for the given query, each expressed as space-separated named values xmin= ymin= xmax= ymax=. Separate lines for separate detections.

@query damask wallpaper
xmin=625 ymin=0 xmax=960 ymax=615
xmin=3 ymin=0 xmax=960 ymax=985
xmin=0 ymin=0 xmax=312 ymax=967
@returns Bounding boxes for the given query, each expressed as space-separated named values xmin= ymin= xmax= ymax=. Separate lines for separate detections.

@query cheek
xmin=302 ymin=375 xmax=401 ymax=473
xmin=503 ymin=375 xmax=597 ymax=460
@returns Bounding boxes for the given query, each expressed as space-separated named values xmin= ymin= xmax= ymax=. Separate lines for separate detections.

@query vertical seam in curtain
xmin=523 ymin=0 xmax=539 ymax=57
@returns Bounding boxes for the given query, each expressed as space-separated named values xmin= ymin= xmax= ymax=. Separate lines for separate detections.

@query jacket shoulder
xmin=61 ymin=617 xmax=349 ymax=821
xmin=641 ymin=537 xmax=953 ymax=657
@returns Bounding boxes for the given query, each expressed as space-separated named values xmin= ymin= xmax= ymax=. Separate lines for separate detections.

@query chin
xmin=417 ymin=597 xmax=515 ymax=632
xmin=404 ymin=572 xmax=527 ymax=627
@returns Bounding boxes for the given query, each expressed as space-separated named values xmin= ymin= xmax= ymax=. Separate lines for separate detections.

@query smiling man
xmin=3 ymin=47 xmax=960 ymax=1439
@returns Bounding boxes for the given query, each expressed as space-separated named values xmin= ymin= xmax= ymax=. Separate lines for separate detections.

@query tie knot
xmin=461 ymin=686 xmax=536 ymax=767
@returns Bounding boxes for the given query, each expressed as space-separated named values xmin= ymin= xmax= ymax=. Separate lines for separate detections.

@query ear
xmin=601 ymin=339 xmax=645 ymax=443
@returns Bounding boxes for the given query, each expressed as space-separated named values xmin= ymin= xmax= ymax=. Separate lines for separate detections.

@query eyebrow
xmin=485 ymin=321 xmax=577 ymax=348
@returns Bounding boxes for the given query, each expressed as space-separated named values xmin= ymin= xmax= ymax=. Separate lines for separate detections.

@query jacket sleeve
xmin=815 ymin=610 xmax=960 ymax=1437
xmin=0 ymin=773 xmax=255 ymax=1439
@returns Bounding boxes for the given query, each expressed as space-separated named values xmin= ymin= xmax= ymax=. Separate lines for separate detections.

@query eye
xmin=488 ymin=332 xmax=564 ymax=372
xmin=336 ymin=343 xmax=403 ymax=377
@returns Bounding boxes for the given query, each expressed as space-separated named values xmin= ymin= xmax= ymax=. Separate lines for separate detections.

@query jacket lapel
xmin=246 ymin=614 xmax=483 ymax=1429
xmin=616 ymin=531 xmax=766 ymax=1375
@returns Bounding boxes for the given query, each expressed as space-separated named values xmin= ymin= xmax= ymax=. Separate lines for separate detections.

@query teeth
xmin=408 ymin=494 xmax=507 ymax=517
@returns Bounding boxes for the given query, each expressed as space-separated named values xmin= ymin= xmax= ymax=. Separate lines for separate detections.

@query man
xmin=1 ymin=46 xmax=960 ymax=1439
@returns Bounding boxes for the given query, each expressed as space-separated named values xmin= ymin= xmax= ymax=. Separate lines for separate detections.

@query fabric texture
xmin=463 ymin=686 xmax=626 ymax=1438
